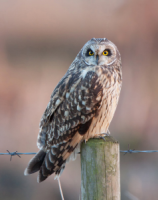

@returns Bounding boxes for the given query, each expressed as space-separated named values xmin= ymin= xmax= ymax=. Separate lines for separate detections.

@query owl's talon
xmin=101 ymin=131 xmax=110 ymax=137
xmin=99 ymin=136 xmax=106 ymax=141
xmin=94 ymin=131 xmax=110 ymax=141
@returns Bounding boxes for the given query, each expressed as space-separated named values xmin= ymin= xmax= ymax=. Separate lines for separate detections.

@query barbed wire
xmin=120 ymin=150 xmax=158 ymax=154
xmin=120 ymin=144 xmax=158 ymax=155
xmin=0 ymin=151 xmax=36 ymax=161
xmin=1 ymin=148 xmax=158 ymax=161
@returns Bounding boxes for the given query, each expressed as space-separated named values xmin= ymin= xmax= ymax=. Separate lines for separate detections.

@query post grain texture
xmin=81 ymin=136 xmax=120 ymax=200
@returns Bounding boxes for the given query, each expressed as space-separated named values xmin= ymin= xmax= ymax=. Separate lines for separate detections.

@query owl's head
xmin=80 ymin=38 xmax=121 ymax=66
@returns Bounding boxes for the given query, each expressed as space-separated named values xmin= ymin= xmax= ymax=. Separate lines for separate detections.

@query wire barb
xmin=122 ymin=144 xmax=135 ymax=155
xmin=0 ymin=151 xmax=36 ymax=161
xmin=6 ymin=150 xmax=21 ymax=161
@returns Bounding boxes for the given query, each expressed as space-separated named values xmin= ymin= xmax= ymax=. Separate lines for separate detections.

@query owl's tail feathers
xmin=37 ymin=132 xmax=83 ymax=183
xmin=24 ymin=149 xmax=46 ymax=176
xmin=24 ymin=133 xmax=83 ymax=183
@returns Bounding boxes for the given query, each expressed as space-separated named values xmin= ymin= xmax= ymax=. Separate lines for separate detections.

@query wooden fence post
xmin=80 ymin=136 xmax=120 ymax=200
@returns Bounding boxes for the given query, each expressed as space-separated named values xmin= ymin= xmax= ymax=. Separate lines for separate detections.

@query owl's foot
xmin=98 ymin=135 xmax=106 ymax=141
xmin=94 ymin=131 xmax=110 ymax=141
xmin=103 ymin=130 xmax=110 ymax=137
xmin=93 ymin=134 xmax=106 ymax=141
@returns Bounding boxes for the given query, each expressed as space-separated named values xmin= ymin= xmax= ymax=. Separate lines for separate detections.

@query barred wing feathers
xmin=24 ymin=70 xmax=103 ymax=182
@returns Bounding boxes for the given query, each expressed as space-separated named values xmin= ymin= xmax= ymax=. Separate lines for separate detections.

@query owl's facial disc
xmin=83 ymin=43 xmax=117 ymax=66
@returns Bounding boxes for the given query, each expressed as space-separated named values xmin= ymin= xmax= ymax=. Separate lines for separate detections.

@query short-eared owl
xmin=24 ymin=38 xmax=122 ymax=182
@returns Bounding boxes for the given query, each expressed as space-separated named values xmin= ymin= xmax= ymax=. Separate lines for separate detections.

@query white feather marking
xmin=81 ymin=68 xmax=89 ymax=79
xmin=66 ymin=93 xmax=69 ymax=98
xmin=86 ymin=107 xmax=91 ymax=111
xmin=51 ymin=148 xmax=55 ymax=155
xmin=81 ymin=116 xmax=86 ymax=123
xmin=72 ymin=121 xmax=76 ymax=127
xmin=64 ymin=111 xmax=69 ymax=117
xmin=62 ymin=126 xmax=65 ymax=131
xmin=49 ymin=152 xmax=54 ymax=163
xmin=82 ymin=101 xmax=86 ymax=105
xmin=96 ymin=96 xmax=101 ymax=101
xmin=81 ymin=85 xmax=86 ymax=90
xmin=74 ymin=98 xmax=77 ymax=104
xmin=70 ymin=87 xmax=74 ymax=93
xmin=107 ymin=58 xmax=116 ymax=66
xmin=56 ymin=99 xmax=61 ymax=105
xmin=45 ymin=157 xmax=51 ymax=170
xmin=79 ymin=95 xmax=82 ymax=100
xmin=81 ymin=115 xmax=85 ymax=121
xmin=77 ymin=105 xmax=82 ymax=111
xmin=107 ymin=82 xmax=110 ymax=88
xmin=60 ymin=130 xmax=63 ymax=136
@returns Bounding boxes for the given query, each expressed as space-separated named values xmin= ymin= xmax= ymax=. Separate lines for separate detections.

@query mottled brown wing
xmin=38 ymin=70 xmax=103 ymax=148
xmin=25 ymin=70 xmax=103 ymax=182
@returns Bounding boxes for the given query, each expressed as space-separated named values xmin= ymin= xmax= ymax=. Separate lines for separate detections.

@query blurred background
xmin=0 ymin=0 xmax=158 ymax=199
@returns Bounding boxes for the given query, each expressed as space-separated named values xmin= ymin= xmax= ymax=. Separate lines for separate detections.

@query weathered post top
xmin=81 ymin=136 xmax=120 ymax=200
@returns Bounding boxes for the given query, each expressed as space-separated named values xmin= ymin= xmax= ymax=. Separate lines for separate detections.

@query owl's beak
xmin=96 ymin=54 xmax=99 ymax=65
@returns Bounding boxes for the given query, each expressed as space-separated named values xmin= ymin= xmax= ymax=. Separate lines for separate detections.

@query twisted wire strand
xmin=1 ymin=149 xmax=158 ymax=161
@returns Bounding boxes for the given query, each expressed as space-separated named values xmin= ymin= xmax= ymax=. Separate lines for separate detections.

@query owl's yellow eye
xmin=88 ymin=50 xmax=94 ymax=56
xmin=103 ymin=50 xmax=109 ymax=56
xmin=86 ymin=49 xmax=94 ymax=56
